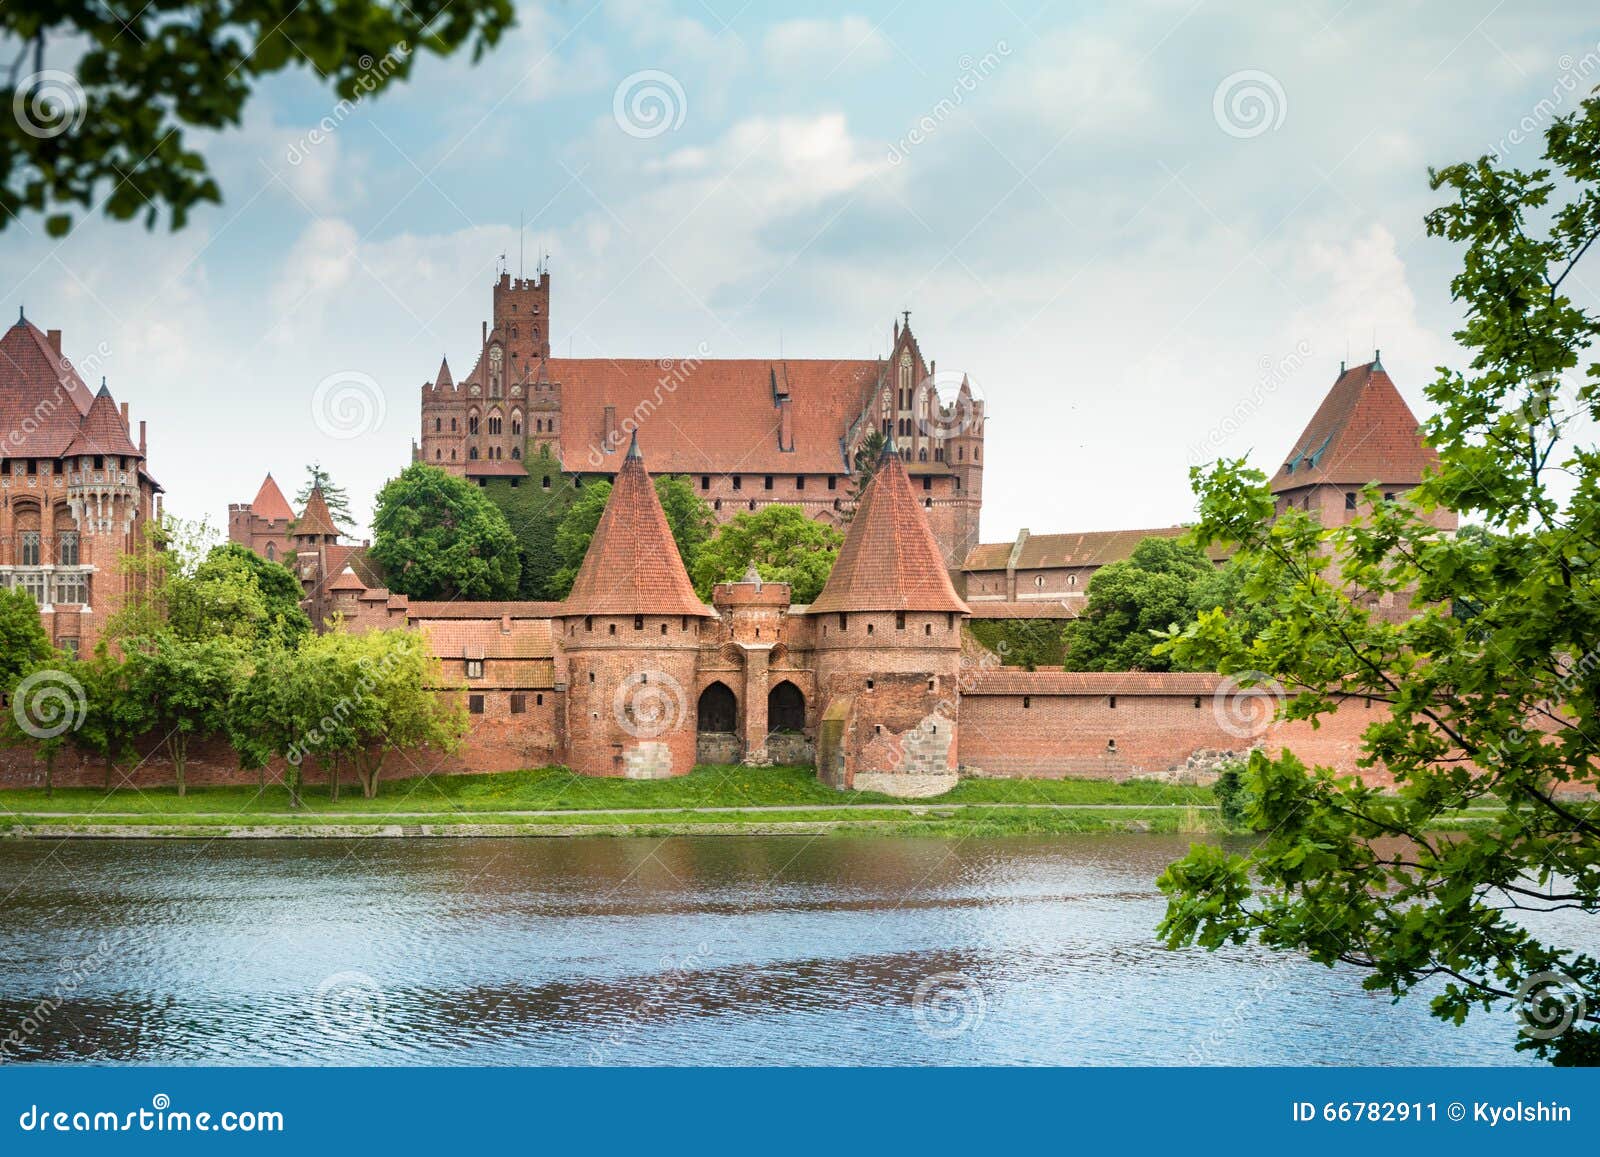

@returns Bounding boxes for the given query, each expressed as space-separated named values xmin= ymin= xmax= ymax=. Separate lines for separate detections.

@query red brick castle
xmin=413 ymin=271 xmax=986 ymax=570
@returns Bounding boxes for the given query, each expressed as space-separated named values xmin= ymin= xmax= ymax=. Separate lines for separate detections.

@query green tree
xmin=169 ymin=543 xmax=313 ymax=648
xmin=370 ymin=463 xmax=520 ymax=600
xmin=482 ymin=446 xmax=585 ymax=598
xmin=0 ymin=586 xmax=52 ymax=687
xmin=3 ymin=653 xmax=83 ymax=797
xmin=72 ymin=645 xmax=138 ymax=792
xmin=121 ymin=635 xmax=243 ymax=796
xmin=3 ymin=1 xmax=515 ymax=235
xmin=295 ymin=462 xmax=354 ymax=529
xmin=1063 ymin=537 xmax=1216 ymax=671
xmin=1157 ymin=98 xmax=1600 ymax=1064
xmin=548 ymin=474 xmax=714 ymax=597
xmin=846 ymin=429 xmax=888 ymax=518
xmin=229 ymin=646 xmax=319 ymax=805
xmin=689 ymin=505 xmax=844 ymax=603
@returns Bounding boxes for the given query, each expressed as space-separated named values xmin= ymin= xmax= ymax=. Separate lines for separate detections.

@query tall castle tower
xmin=555 ymin=432 xmax=715 ymax=778
xmin=807 ymin=436 xmax=971 ymax=795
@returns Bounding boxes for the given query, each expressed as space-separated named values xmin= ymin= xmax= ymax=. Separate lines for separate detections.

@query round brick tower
xmin=807 ymin=437 xmax=971 ymax=796
xmin=556 ymin=432 xmax=715 ymax=778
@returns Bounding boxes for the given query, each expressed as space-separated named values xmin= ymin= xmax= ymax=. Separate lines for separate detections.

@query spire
xmin=881 ymin=429 xmax=899 ymax=460
xmin=626 ymin=428 xmax=641 ymax=459
xmin=563 ymin=439 xmax=713 ymax=617
xmin=435 ymin=357 xmax=453 ymax=388
xmin=809 ymin=449 xmax=969 ymax=615
xmin=97 ymin=376 xmax=111 ymax=398
xmin=249 ymin=473 xmax=295 ymax=522
xmin=292 ymin=485 xmax=343 ymax=539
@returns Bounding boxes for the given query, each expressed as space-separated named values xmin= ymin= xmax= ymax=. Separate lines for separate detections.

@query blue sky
xmin=5 ymin=0 xmax=1600 ymax=542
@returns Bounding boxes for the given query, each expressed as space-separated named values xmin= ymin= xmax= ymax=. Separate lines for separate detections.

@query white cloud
xmin=763 ymin=17 xmax=889 ymax=75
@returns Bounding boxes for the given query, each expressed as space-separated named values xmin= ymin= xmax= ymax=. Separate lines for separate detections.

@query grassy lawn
xmin=0 ymin=764 xmax=1215 ymax=820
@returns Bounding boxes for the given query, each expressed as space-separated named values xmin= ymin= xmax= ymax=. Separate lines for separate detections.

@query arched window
xmin=265 ymin=542 xmax=276 ymax=562
xmin=697 ymin=683 xmax=737 ymax=732
xmin=469 ymin=446 xmax=479 ymax=460
xmin=767 ymin=681 xmax=805 ymax=733
xmin=488 ymin=414 xmax=503 ymax=435
xmin=512 ymin=446 xmax=521 ymax=460
xmin=468 ymin=413 xmax=480 ymax=435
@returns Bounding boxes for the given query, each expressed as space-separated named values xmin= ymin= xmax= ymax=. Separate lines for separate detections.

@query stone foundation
xmin=851 ymin=771 xmax=960 ymax=798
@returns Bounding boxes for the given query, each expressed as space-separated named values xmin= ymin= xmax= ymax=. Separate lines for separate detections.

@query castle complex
xmin=410 ymin=273 xmax=985 ymax=570
xmin=5 ymin=269 xmax=1450 ymax=794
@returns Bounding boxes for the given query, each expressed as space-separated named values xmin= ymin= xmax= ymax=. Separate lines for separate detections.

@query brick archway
xmin=767 ymin=680 xmax=805 ymax=733
xmin=696 ymin=681 xmax=737 ymax=733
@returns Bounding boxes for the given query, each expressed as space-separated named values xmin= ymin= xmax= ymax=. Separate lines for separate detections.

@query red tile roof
xmin=249 ymin=473 xmax=295 ymax=522
xmin=1270 ymin=359 xmax=1438 ymax=491
xmin=328 ymin=566 xmax=366 ymax=592
xmin=548 ymin=357 xmax=881 ymax=475
xmin=0 ymin=318 xmax=98 ymax=458
xmin=808 ymin=443 xmax=970 ymax=615
xmin=62 ymin=383 xmax=140 ymax=458
xmin=964 ymin=600 xmax=1080 ymax=619
xmin=963 ymin=527 xmax=1229 ymax=572
xmin=965 ymin=670 xmax=1225 ymax=695
xmin=414 ymin=617 xmax=555 ymax=659
xmin=562 ymin=434 xmax=714 ymax=617
xmin=292 ymin=485 xmax=343 ymax=539
xmin=405 ymin=600 xmax=564 ymax=619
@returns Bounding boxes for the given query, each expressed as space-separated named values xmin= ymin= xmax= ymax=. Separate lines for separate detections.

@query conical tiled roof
xmin=249 ymin=473 xmax=295 ymax=522
xmin=0 ymin=316 xmax=94 ymax=456
xmin=1270 ymin=358 xmax=1438 ymax=491
xmin=563 ymin=433 xmax=713 ymax=617
xmin=328 ymin=566 xmax=366 ymax=592
xmin=62 ymin=380 xmax=141 ymax=458
xmin=435 ymin=357 xmax=453 ymax=388
xmin=809 ymin=442 xmax=970 ymax=615
xmin=292 ymin=485 xmax=344 ymax=539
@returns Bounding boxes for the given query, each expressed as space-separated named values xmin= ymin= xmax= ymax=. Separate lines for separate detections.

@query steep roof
xmin=546 ymin=357 xmax=882 ymax=475
xmin=562 ymin=434 xmax=715 ymax=617
xmin=1270 ymin=358 xmax=1438 ymax=491
xmin=292 ymin=485 xmax=344 ymax=539
xmin=0 ymin=316 xmax=95 ymax=457
xmin=808 ymin=443 xmax=970 ymax=615
xmin=249 ymin=473 xmax=295 ymax=522
xmin=61 ymin=380 xmax=141 ymax=458
xmin=328 ymin=566 xmax=366 ymax=592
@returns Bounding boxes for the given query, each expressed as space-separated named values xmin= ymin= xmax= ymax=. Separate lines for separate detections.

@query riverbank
xmin=0 ymin=765 xmax=1228 ymax=838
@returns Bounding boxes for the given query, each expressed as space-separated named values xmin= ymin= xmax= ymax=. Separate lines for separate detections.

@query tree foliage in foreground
xmin=2 ymin=0 xmax=514 ymax=235
xmin=548 ymin=474 xmax=715 ymax=597
xmin=1156 ymin=98 xmax=1600 ymax=1065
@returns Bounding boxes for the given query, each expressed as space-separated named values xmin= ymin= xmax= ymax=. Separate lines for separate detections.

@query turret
xmin=556 ymin=433 xmax=714 ymax=778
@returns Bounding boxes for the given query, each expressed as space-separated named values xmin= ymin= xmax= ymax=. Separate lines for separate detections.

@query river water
xmin=0 ymin=834 xmax=1550 ymax=1065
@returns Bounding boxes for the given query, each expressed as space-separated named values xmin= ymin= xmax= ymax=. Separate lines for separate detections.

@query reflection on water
xmin=0 ymin=835 xmax=1549 ymax=1065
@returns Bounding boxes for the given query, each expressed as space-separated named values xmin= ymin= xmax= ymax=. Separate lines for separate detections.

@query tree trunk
xmin=103 ymin=753 xmax=113 ymax=792
xmin=44 ymin=750 xmax=55 ymax=799
xmin=328 ymin=758 xmax=340 ymax=802
xmin=170 ymin=736 xmax=187 ymax=797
